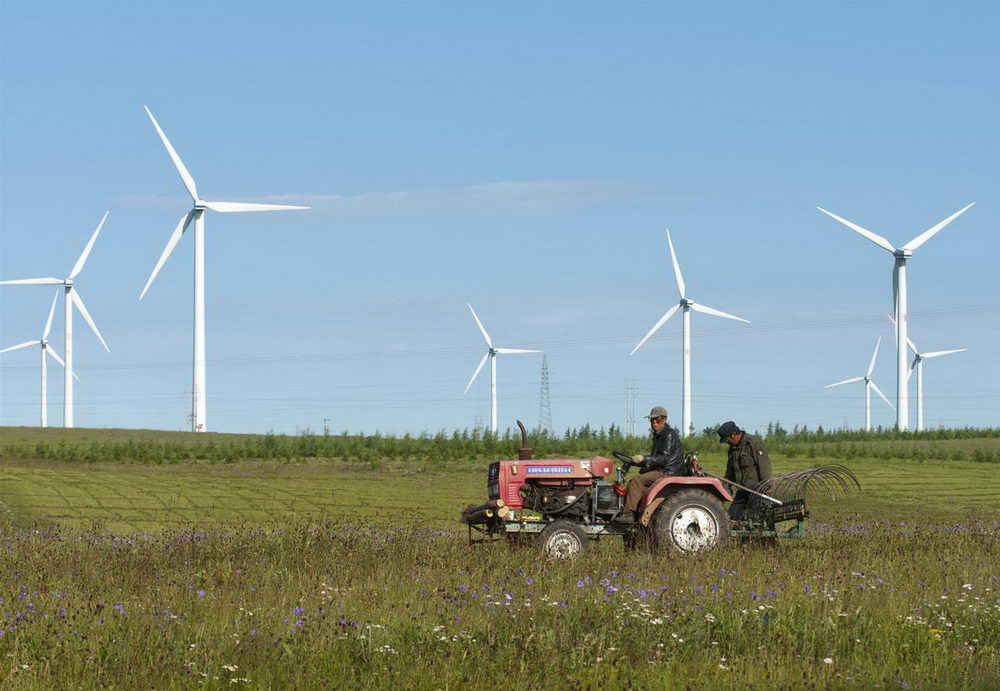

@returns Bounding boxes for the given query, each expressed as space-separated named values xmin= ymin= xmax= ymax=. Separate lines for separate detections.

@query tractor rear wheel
xmin=538 ymin=520 xmax=588 ymax=559
xmin=651 ymin=489 xmax=729 ymax=555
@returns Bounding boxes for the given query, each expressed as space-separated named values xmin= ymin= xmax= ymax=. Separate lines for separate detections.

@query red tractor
xmin=462 ymin=424 xmax=809 ymax=558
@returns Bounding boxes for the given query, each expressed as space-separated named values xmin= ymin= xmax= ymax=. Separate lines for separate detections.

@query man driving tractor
xmin=612 ymin=406 xmax=684 ymax=525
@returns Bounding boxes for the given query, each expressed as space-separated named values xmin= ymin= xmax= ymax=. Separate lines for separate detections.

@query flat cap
xmin=716 ymin=420 xmax=740 ymax=442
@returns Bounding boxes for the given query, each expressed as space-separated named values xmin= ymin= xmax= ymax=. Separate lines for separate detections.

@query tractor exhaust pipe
xmin=516 ymin=420 xmax=532 ymax=460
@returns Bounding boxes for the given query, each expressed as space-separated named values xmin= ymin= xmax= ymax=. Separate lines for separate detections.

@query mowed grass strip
xmin=0 ymin=461 xmax=483 ymax=531
xmin=0 ymin=449 xmax=999 ymax=530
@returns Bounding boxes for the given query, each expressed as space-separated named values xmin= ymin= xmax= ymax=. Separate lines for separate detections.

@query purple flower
xmin=524 ymin=577 xmax=533 ymax=585
xmin=196 ymin=589 xmax=206 ymax=598
xmin=458 ymin=585 xmax=469 ymax=592
xmin=295 ymin=619 xmax=304 ymax=627
xmin=803 ymin=585 xmax=811 ymax=593
xmin=577 ymin=580 xmax=585 ymax=588
xmin=293 ymin=607 xmax=305 ymax=614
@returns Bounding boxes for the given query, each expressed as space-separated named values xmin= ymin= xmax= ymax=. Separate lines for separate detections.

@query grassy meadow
xmin=0 ymin=426 xmax=998 ymax=688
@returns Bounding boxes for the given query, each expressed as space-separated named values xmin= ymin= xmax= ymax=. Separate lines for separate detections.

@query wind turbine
xmin=887 ymin=315 xmax=966 ymax=432
xmin=140 ymin=106 xmax=310 ymax=433
xmin=463 ymin=303 xmax=540 ymax=434
xmin=0 ymin=291 xmax=78 ymax=427
xmin=817 ymin=203 xmax=974 ymax=430
xmin=630 ymin=229 xmax=750 ymax=437
xmin=0 ymin=211 xmax=111 ymax=427
xmin=825 ymin=336 xmax=895 ymax=431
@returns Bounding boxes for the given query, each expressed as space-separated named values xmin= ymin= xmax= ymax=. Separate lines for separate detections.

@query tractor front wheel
xmin=652 ymin=489 xmax=729 ymax=555
xmin=538 ymin=520 xmax=588 ymax=559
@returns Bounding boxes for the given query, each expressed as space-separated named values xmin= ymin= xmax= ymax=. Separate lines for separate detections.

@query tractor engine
xmin=487 ymin=458 xmax=614 ymax=511
xmin=519 ymin=481 xmax=590 ymax=518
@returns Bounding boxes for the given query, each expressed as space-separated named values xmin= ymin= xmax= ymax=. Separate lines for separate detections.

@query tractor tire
xmin=538 ymin=520 xmax=589 ymax=559
xmin=651 ymin=489 xmax=729 ymax=555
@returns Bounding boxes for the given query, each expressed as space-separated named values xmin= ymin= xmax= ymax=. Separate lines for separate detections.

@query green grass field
xmin=0 ymin=427 xmax=998 ymax=688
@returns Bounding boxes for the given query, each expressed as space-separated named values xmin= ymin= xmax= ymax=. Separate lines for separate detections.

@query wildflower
xmin=823 ymin=657 xmax=834 ymax=665
xmin=196 ymin=590 xmax=206 ymax=598
xmin=458 ymin=584 xmax=469 ymax=592
xmin=524 ymin=577 xmax=533 ymax=585
xmin=293 ymin=607 xmax=305 ymax=614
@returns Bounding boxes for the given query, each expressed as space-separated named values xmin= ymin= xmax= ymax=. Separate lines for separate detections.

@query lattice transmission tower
xmin=624 ymin=379 xmax=638 ymax=436
xmin=538 ymin=354 xmax=552 ymax=434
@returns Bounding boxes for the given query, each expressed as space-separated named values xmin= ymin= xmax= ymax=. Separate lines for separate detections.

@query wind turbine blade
xmin=68 ymin=210 xmax=110 ymax=279
xmin=0 ymin=278 xmax=64 ymax=285
xmin=817 ymin=207 xmax=896 ymax=253
xmin=630 ymin=304 xmax=680 ymax=355
xmin=869 ymin=380 xmax=895 ymax=410
xmin=921 ymin=348 xmax=967 ymax=359
xmin=140 ymin=211 xmax=194 ymax=300
xmin=42 ymin=289 xmax=60 ymax=339
xmin=691 ymin=303 xmax=751 ymax=323
xmin=45 ymin=347 xmax=79 ymax=379
xmin=144 ymin=106 xmax=198 ymax=201
xmin=203 ymin=201 xmax=310 ymax=213
xmin=0 ymin=340 xmax=41 ymax=355
xmin=866 ymin=336 xmax=882 ymax=377
xmin=665 ymin=228 xmax=686 ymax=299
xmin=824 ymin=376 xmax=864 ymax=388
xmin=467 ymin=303 xmax=493 ymax=347
xmin=70 ymin=291 xmax=110 ymax=352
xmin=494 ymin=348 xmax=541 ymax=354
xmin=463 ymin=352 xmax=490 ymax=394
xmin=886 ymin=314 xmax=916 ymax=352
xmin=902 ymin=203 xmax=975 ymax=252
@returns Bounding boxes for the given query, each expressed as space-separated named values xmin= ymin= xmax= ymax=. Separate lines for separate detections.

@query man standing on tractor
xmin=717 ymin=420 xmax=772 ymax=520
xmin=612 ymin=406 xmax=684 ymax=525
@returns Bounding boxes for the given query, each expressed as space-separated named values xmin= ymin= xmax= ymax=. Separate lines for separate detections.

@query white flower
xmin=823 ymin=657 xmax=834 ymax=665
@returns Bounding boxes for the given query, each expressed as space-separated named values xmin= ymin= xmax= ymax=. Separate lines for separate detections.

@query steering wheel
xmin=612 ymin=451 xmax=634 ymax=465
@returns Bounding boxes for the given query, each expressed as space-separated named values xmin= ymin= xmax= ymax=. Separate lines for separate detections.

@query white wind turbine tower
xmin=817 ymin=203 xmax=974 ymax=430
xmin=463 ymin=303 xmax=540 ymax=435
xmin=140 ymin=106 xmax=310 ymax=433
xmin=0 ymin=291 xmax=78 ymax=427
xmin=825 ymin=336 xmax=895 ymax=431
xmin=630 ymin=229 xmax=750 ymax=437
xmin=887 ymin=315 xmax=967 ymax=432
xmin=0 ymin=212 xmax=111 ymax=427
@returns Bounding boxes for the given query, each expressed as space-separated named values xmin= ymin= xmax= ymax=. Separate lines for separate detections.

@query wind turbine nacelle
xmin=893 ymin=249 xmax=913 ymax=259
xmin=194 ymin=200 xmax=208 ymax=210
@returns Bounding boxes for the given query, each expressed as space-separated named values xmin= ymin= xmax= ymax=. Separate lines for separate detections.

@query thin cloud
xmin=248 ymin=180 xmax=667 ymax=219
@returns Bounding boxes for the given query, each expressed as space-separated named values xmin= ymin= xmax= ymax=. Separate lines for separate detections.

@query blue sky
xmin=1 ymin=0 xmax=997 ymax=435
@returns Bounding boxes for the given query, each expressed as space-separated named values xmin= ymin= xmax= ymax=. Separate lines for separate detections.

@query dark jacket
xmin=725 ymin=433 xmax=772 ymax=488
xmin=642 ymin=424 xmax=684 ymax=475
